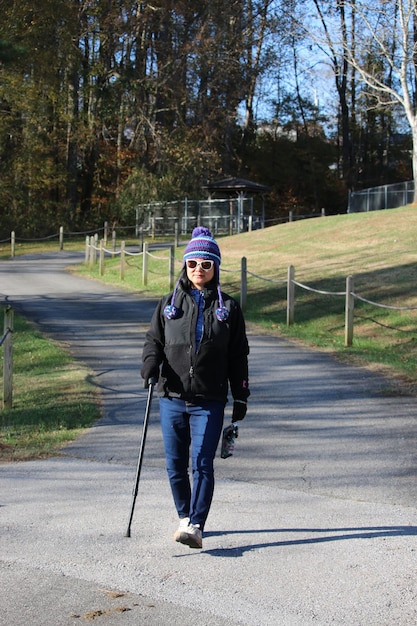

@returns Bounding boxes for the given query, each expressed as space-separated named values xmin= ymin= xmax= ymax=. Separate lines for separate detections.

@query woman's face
xmin=185 ymin=258 xmax=215 ymax=290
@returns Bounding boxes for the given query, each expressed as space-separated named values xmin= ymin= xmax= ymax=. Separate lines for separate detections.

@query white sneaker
xmin=173 ymin=517 xmax=190 ymax=539
xmin=173 ymin=518 xmax=202 ymax=549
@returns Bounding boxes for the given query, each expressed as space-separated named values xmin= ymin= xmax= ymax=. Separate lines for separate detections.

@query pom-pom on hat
xmin=183 ymin=226 xmax=221 ymax=266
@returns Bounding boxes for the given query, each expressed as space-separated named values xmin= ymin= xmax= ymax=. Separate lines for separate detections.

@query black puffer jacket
xmin=141 ymin=283 xmax=250 ymax=404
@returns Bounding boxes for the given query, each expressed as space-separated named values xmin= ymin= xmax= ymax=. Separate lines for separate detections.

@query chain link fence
xmin=348 ymin=181 xmax=414 ymax=213
xmin=134 ymin=197 xmax=263 ymax=236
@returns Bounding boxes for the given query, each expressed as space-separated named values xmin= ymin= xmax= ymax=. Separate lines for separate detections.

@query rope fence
xmin=350 ymin=293 xmax=417 ymax=311
xmin=5 ymin=223 xmax=416 ymax=347
xmin=83 ymin=236 xmax=417 ymax=348
xmin=292 ymin=280 xmax=345 ymax=297
xmin=85 ymin=236 xmax=176 ymax=289
xmin=2 ymin=208 xmax=330 ymax=256
xmin=2 ymin=223 xmax=147 ymax=257
xmin=3 ymin=237 xmax=414 ymax=408
xmin=285 ymin=266 xmax=416 ymax=346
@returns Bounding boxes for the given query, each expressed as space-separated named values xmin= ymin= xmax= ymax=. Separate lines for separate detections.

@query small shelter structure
xmin=202 ymin=177 xmax=271 ymax=233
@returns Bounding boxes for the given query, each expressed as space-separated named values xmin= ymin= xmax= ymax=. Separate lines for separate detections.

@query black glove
xmin=140 ymin=361 xmax=159 ymax=387
xmin=232 ymin=400 xmax=247 ymax=422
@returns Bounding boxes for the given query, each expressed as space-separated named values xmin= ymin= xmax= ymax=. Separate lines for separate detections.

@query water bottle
xmin=220 ymin=422 xmax=239 ymax=459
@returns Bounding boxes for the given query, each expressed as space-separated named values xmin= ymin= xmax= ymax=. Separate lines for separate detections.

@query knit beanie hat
xmin=164 ymin=226 xmax=229 ymax=321
xmin=183 ymin=226 xmax=221 ymax=266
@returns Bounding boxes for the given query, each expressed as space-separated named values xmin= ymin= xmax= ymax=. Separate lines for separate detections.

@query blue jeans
xmin=159 ymin=397 xmax=225 ymax=531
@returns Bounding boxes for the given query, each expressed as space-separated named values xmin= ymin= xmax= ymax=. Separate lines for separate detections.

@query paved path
xmin=1 ymin=251 xmax=417 ymax=625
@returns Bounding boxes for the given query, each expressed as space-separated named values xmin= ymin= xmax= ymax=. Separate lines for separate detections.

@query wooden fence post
xmin=2 ymin=306 xmax=13 ymax=410
xmin=345 ymin=275 xmax=354 ymax=347
xmin=240 ymin=256 xmax=247 ymax=311
xmin=99 ymin=239 xmax=105 ymax=276
xmin=287 ymin=265 xmax=295 ymax=325
xmin=84 ymin=236 xmax=89 ymax=265
xmin=120 ymin=241 xmax=125 ymax=280
xmin=93 ymin=234 xmax=98 ymax=265
xmin=88 ymin=236 xmax=94 ymax=270
xmin=11 ymin=231 xmax=15 ymax=257
xmin=169 ymin=245 xmax=175 ymax=290
xmin=142 ymin=241 xmax=149 ymax=285
xmin=59 ymin=226 xmax=64 ymax=250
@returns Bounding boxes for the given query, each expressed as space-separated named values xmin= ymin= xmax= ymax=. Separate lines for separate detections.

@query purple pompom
xmin=216 ymin=306 xmax=229 ymax=322
xmin=164 ymin=304 xmax=179 ymax=319
xmin=191 ymin=226 xmax=212 ymax=238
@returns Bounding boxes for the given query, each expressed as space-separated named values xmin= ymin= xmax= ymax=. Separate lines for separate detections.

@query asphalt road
xmin=1 ymin=250 xmax=417 ymax=626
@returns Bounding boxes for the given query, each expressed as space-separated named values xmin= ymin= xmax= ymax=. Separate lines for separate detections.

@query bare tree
xmin=304 ymin=0 xmax=356 ymax=187
xmin=310 ymin=0 xmax=417 ymax=201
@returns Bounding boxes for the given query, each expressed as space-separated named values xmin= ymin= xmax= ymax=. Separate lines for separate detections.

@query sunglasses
xmin=186 ymin=259 xmax=214 ymax=271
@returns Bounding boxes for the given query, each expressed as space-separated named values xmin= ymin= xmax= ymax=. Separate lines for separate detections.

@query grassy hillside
xmin=221 ymin=205 xmax=417 ymax=281
xmin=219 ymin=207 xmax=417 ymax=387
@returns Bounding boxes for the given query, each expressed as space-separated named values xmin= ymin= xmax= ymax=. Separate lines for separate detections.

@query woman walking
xmin=141 ymin=227 xmax=250 ymax=549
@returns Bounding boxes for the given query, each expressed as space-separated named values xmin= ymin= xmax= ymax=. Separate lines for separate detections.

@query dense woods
xmin=0 ymin=1 xmax=415 ymax=237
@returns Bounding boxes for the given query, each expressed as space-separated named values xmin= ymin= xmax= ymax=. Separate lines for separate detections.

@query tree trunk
xmin=412 ymin=124 xmax=417 ymax=204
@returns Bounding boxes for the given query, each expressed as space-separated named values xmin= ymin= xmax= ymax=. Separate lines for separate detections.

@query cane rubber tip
xmin=124 ymin=530 xmax=131 ymax=538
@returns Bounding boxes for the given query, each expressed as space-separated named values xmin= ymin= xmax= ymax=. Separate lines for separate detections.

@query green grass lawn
xmin=0 ymin=312 xmax=100 ymax=462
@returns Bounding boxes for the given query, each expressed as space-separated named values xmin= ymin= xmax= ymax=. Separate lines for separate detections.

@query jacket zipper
xmin=189 ymin=297 xmax=197 ymax=383
xmin=189 ymin=290 xmax=209 ymax=387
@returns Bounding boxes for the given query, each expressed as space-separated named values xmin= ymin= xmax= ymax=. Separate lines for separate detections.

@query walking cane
xmin=124 ymin=377 xmax=157 ymax=538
